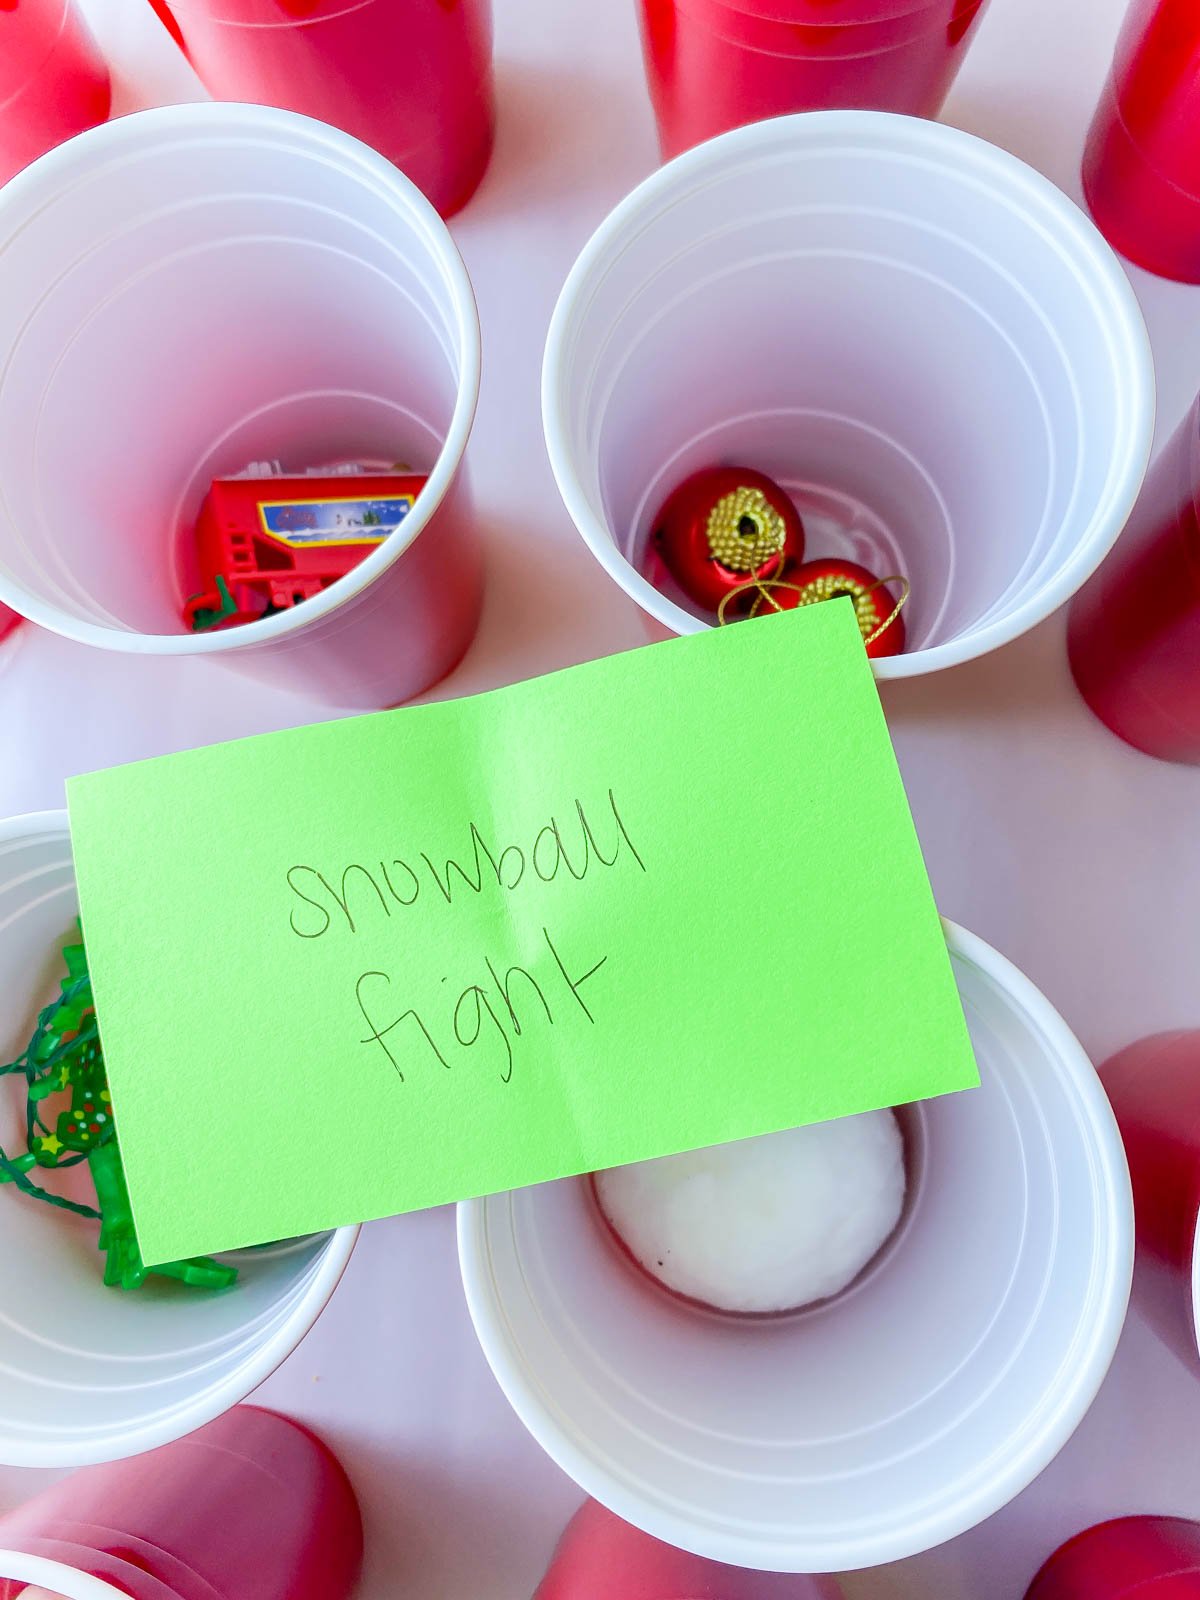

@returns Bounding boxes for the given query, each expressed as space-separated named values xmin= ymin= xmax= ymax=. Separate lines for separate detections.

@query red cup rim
xmin=162 ymin=0 xmax=376 ymax=25
xmin=670 ymin=0 xmax=983 ymax=48
xmin=668 ymin=0 xmax=982 ymax=54
xmin=695 ymin=0 xmax=979 ymax=26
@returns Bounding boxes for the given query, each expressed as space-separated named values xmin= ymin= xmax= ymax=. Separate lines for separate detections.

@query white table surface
xmin=3 ymin=0 xmax=1200 ymax=1595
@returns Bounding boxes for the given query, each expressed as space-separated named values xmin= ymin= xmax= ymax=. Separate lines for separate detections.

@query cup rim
xmin=0 ymin=1551 xmax=127 ymax=1600
xmin=663 ymin=0 xmax=980 ymax=62
xmin=163 ymin=0 xmax=378 ymax=24
xmin=541 ymin=110 xmax=1155 ymax=681
xmin=695 ymin=0 xmax=977 ymax=22
xmin=0 ymin=102 xmax=482 ymax=658
xmin=457 ymin=917 xmax=1134 ymax=1572
xmin=0 ymin=811 xmax=362 ymax=1469
xmin=671 ymin=0 xmax=981 ymax=39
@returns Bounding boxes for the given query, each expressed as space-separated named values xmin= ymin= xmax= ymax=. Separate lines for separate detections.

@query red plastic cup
xmin=148 ymin=0 xmax=494 ymax=218
xmin=536 ymin=1500 xmax=843 ymax=1599
xmin=1025 ymin=1517 xmax=1200 ymax=1600
xmin=1082 ymin=0 xmax=1200 ymax=284
xmin=0 ymin=0 xmax=111 ymax=188
xmin=1067 ymin=395 xmax=1200 ymax=765
xmin=0 ymin=1405 xmax=363 ymax=1600
xmin=637 ymin=0 xmax=990 ymax=161
xmin=1099 ymin=1032 xmax=1200 ymax=1374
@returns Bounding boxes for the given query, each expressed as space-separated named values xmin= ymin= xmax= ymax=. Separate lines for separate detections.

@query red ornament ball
xmin=753 ymin=557 xmax=908 ymax=658
xmin=651 ymin=466 xmax=805 ymax=613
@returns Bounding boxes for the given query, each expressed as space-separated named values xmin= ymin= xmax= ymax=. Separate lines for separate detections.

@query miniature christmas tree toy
xmin=0 ymin=814 xmax=358 ymax=1468
xmin=0 ymin=929 xmax=237 ymax=1291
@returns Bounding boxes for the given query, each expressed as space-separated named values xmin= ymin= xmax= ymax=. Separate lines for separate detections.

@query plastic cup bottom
xmin=458 ymin=920 xmax=1133 ymax=1573
xmin=1083 ymin=77 xmax=1200 ymax=286
xmin=1025 ymin=1516 xmax=1200 ymax=1600
xmin=536 ymin=1498 xmax=844 ymax=1598
xmin=0 ymin=2 xmax=111 ymax=188
xmin=1098 ymin=1031 xmax=1200 ymax=1374
xmin=1066 ymin=393 xmax=1200 ymax=764
xmin=0 ymin=1404 xmax=364 ymax=1600
xmin=668 ymin=0 xmax=984 ymax=54
xmin=638 ymin=0 xmax=990 ymax=159
xmin=150 ymin=0 xmax=494 ymax=217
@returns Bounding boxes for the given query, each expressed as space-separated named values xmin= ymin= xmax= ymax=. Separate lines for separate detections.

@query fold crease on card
xmin=67 ymin=602 xmax=978 ymax=1266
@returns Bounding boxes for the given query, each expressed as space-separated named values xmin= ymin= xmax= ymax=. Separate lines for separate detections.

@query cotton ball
xmin=595 ymin=1111 xmax=906 ymax=1314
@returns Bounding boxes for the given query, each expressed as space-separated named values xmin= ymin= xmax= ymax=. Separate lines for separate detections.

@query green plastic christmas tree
xmin=0 ymin=929 xmax=236 ymax=1291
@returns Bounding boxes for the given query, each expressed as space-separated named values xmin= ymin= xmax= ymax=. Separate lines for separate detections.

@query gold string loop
xmin=718 ymin=565 xmax=910 ymax=650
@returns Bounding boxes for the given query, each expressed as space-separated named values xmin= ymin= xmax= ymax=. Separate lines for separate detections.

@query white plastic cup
xmin=0 ymin=103 xmax=482 ymax=710
xmin=542 ymin=111 xmax=1155 ymax=678
xmin=458 ymin=921 xmax=1134 ymax=1573
xmin=0 ymin=812 xmax=359 ymax=1468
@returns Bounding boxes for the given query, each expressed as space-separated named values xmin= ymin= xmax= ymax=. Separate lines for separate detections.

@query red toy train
xmin=184 ymin=466 xmax=427 ymax=630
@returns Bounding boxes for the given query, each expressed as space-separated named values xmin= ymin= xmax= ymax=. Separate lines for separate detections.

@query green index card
xmin=67 ymin=601 xmax=978 ymax=1265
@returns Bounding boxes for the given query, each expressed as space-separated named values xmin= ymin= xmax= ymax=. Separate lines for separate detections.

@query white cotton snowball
xmin=595 ymin=1111 xmax=906 ymax=1314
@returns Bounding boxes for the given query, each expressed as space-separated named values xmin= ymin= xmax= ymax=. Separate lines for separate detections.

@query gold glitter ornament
xmin=705 ymin=486 xmax=788 ymax=573
xmin=650 ymin=466 xmax=806 ymax=613
xmin=719 ymin=557 xmax=910 ymax=659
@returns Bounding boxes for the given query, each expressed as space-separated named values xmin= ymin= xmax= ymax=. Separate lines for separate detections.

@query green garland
xmin=0 ymin=931 xmax=236 ymax=1292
